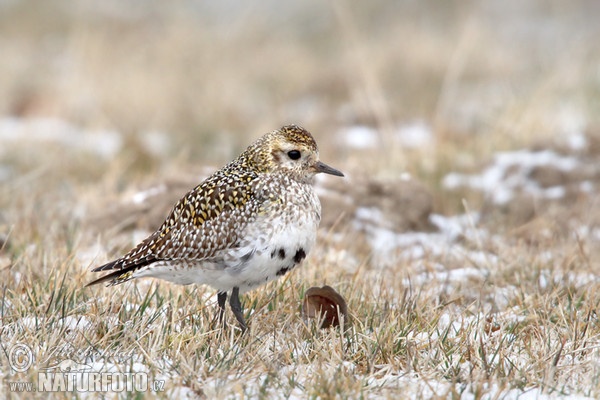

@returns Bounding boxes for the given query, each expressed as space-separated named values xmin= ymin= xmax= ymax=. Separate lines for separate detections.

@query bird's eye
xmin=287 ymin=150 xmax=301 ymax=160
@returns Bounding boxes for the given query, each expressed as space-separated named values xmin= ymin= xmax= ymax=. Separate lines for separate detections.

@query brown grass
xmin=1 ymin=0 xmax=600 ymax=398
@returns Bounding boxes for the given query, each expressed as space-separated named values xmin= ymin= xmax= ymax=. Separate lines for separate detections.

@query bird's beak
xmin=314 ymin=161 xmax=344 ymax=177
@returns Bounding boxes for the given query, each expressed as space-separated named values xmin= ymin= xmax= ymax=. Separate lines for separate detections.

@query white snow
xmin=443 ymin=149 xmax=581 ymax=204
xmin=355 ymin=211 xmax=494 ymax=268
xmin=6 ymin=315 xmax=92 ymax=332
xmin=0 ymin=117 xmax=123 ymax=159
xmin=566 ymin=132 xmax=588 ymax=151
xmin=132 ymin=185 xmax=167 ymax=204
xmin=339 ymin=125 xmax=379 ymax=149
xmin=338 ymin=122 xmax=433 ymax=149
xmin=395 ymin=120 xmax=433 ymax=148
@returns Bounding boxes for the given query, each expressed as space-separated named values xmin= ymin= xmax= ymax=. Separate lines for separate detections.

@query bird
xmin=86 ymin=124 xmax=344 ymax=331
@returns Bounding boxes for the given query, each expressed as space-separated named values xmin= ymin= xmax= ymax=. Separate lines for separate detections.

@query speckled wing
xmin=86 ymin=167 xmax=262 ymax=286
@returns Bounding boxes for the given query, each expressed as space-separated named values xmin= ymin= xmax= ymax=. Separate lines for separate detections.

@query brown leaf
xmin=302 ymin=285 xmax=349 ymax=328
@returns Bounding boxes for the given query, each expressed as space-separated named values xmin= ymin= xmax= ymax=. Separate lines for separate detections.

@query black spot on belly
xmin=270 ymin=249 xmax=276 ymax=259
xmin=293 ymin=248 xmax=306 ymax=264
xmin=278 ymin=248 xmax=286 ymax=259
xmin=276 ymin=267 xmax=290 ymax=276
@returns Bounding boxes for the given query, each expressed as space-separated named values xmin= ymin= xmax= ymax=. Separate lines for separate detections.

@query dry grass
xmin=1 ymin=0 xmax=600 ymax=398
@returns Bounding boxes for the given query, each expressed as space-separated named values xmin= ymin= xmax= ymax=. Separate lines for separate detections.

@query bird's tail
xmin=85 ymin=255 xmax=157 ymax=287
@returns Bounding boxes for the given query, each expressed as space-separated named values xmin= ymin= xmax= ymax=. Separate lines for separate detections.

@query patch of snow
xmin=59 ymin=316 xmax=93 ymax=332
xmin=355 ymin=206 xmax=385 ymax=227
xmin=502 ymin=387 xmax=594 ymax=400
xmin=403 ymin=267 xmax=486 ymax=287
xmin=9 ymin=316 xmax=41 ymax=330
xmin=6 ymin=315 xmax=91 ymax=333
xmin=443 ymin=149 xmax=580 ymax=204
xmin=355 ymin=211 xmax=499 ymax=282
xmin=487 ymin=288 xmax=519 ymax=311
xmin=496 ymin=150 xmax=578 ymax=172
xmin=560 ymin=271 xmax=597 ymax=288
xmin=339 ymin=125 xmax=379 ymax=149
xmin=166 ymin=385 xmax=198 ymax=398
xmin=464 ymin=250 xmax=498 ymax=268
xmin=80 ymin=129 xmax=122 ymax=159
xmin=538 ymin=268 xmax=597 ymax=289
xmin=542 ymin=185 xmax=566 ymax=199
xmin=442 ymin=267 xmax=487 ymax=282
xmin=338 ymin=122 xmax=433 ymax=150
xmin=132 ymin=185 xmax=166 ymax=204
xmin=430 ymin=213 xmax=479 ymax=241
xmin=395 ymin=120 xmax=433 ymax=148
xmin=539 ymin=271 xmax=549 ymax=289
xmin=0 ymin=117 xmax=123 ymax=159
xmin=566 ymin=132 xmax=588 ymax=151
xmin=366 ymin=374 xmax=452 ymax=398
xmin=87 ymin=361 xmax=149 ymax=374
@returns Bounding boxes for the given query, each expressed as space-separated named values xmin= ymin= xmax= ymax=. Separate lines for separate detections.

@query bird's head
xmin=248 ymin=125 xmax=344 ymax=183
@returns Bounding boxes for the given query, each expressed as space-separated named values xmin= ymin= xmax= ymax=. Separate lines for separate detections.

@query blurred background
xmin=2 ymin=3 xmax=600 ymax=396
xmin=2 ymin=0 xmax=598 ymax=165
xmin=1 ymin=0 xmax=599 ymax=253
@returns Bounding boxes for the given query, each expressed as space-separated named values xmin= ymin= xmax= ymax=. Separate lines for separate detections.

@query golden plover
xmin=87 ymin=125 xmax=344 ymax=330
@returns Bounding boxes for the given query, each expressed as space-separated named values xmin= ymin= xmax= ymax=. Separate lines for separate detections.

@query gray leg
xmin=217 ymin=291 xmax=227 ymax=325
xmin=229 ymin=287 xmax=247 ymax=331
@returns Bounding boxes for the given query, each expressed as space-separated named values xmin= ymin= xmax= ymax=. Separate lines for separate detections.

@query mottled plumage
xmin=87 ymin=125 xmax=343 ymax=330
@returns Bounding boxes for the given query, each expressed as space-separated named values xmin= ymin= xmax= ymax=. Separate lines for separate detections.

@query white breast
xmin=219 ymin=185 xmax=321 ymax=292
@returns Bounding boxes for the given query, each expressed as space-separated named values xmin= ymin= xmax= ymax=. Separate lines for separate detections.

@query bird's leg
xmin=216 ymin=291 xmax=227 ymax=327
xmin=229 ymin=287 xmax=247 ymax=331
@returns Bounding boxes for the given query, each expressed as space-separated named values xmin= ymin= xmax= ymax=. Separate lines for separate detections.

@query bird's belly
xmin=137 ymin=193 xmax=321 ymax=292
xmin=218 ymin=206 xmax=319 ymax=292
xmin=232 ymin=220 xmax=316 ymax=291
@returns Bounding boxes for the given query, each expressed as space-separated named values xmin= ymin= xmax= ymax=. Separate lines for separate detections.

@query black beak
xmin=314 ymin=161 xmax=344 ymax=177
